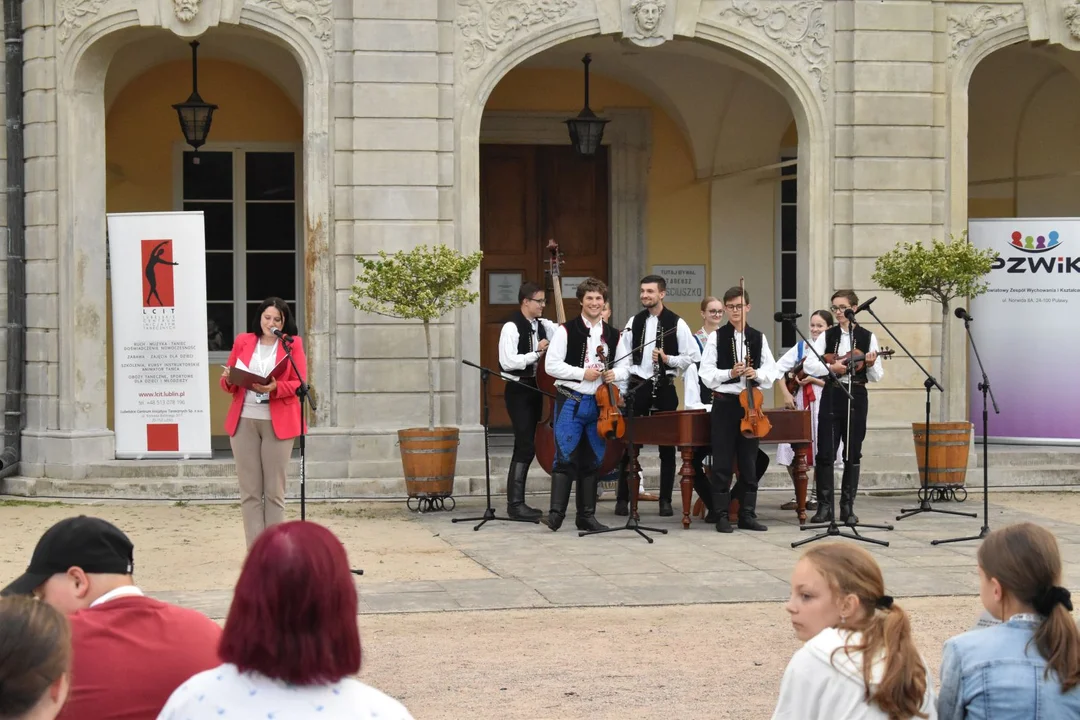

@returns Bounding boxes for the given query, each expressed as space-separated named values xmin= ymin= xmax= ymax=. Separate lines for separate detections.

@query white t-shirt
xmin=157 ymin=663 xmax=414 ymax=720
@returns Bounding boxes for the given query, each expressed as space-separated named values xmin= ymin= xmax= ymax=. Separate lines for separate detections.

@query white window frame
xmin=775 ymin=147 xmax=798 ymax=352
xmin=172 ymin=141 xmax=304 ymax=363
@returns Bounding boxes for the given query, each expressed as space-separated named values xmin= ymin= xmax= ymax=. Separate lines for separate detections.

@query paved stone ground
xmin=157 ymin=492 xmax=1080 ymax=619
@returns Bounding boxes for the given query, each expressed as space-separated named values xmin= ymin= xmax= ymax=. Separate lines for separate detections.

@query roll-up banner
xmin=967 ymin=218 xmax=1080 ymax=444
xmin=107 ymin=212 xmax=212 ymax=458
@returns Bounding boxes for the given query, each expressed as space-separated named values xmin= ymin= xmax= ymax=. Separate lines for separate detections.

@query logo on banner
xmin=141 ymin=239 xmax=178 ymax=330
xmin=992 ymin=229 xmax=1079 ymax=274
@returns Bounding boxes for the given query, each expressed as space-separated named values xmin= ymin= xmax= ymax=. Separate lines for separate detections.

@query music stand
xmin=454 ymin=360 xmax=547 ymax=531
xmin=855 ymin=306 xmax=978 ymax=523
xmin=932 ymin=311 xmax=998 ymax=545
xmin=580 ymin=380 xmax=668 ymax=542
xmin=777 ymin=316 xmax=893 ymax=549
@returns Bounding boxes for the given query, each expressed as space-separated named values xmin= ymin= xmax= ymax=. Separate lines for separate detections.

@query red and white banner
xmin=107 ymin=212 xmax=212 ymax=458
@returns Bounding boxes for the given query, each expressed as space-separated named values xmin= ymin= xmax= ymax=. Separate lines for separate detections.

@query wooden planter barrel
xmin=911 ymin=421 xmax=972 ymax=487
xmin=398 ymin=427 xmax=459 ymax=498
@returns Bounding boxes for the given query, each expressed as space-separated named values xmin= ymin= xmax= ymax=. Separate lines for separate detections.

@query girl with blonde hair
xmin=773 ymin=543 xmax=936 ymax=719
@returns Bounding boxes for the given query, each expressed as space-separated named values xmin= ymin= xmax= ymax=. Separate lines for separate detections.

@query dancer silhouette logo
xmin=141 ymin=239 xmax=178 ymax=307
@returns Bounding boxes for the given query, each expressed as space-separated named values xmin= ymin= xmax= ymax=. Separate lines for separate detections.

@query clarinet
xmin=652 ymin=320 xmax=662 ymax=400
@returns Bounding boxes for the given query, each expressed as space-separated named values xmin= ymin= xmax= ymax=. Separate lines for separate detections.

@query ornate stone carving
xmin=174 ymin=0 xmax=200 ymax=22
xmin=57 ymin=0 xmax=106 ymax=42
xmin=720 ymin=0 xmax=830 ymax=93
xmin=457 ymin=0 xmax=578 ymax=70
xmin=627 ymin=0 xmax=668 ymax=47
xmin=1065 ymin=1 xmax=1080 ymax=40
xmin=947 ymin=4 xmax=1022 ymax=60
xmin=253 ymin=0 xmax=334 ymax=49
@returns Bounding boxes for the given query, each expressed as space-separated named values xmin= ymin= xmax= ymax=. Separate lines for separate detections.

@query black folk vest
xmin=564 ymin=316 xmax=620 ymax=370
xmin=713 ymin=323 xmax=763 ymax=385
xmin=824 ymin=324 xmax=873 ymax=383
xmin=501 ymin=310 xmax=547 ymax=377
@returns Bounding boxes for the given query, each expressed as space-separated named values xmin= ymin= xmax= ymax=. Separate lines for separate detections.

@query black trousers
xmin=816 ymin=383 xmax=868 ymax=466
xmin=709 ymin=394 xmax=760 ymax=497
xmin=616 ymin=380 xmax=679 ymax=501
xmin=505 ymin=378 xmax=542 ymax=465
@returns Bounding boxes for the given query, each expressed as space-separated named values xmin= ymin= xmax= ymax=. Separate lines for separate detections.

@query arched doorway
xmin=102 ymin=32 xmax=305 ymax=444
xmin=470 ymin=36 xmax=811 ymax=429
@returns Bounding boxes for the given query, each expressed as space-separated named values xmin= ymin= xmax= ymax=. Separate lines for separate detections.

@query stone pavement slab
xmin=154 ymin=493 xmax=1080 ymax=619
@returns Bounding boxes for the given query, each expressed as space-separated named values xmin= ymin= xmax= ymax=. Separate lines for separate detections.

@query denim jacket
xmin=938 ymin=615 xmax=1080 ymax=720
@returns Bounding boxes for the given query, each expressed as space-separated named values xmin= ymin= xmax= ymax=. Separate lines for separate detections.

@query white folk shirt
xmin=698 ymin=327 xmax=778 ymax=396
xmin=618 ymin=313 xmax=700 ymax=382
xmin=544 ymin=317 xmax=629 ymax=396
xmin=157 ymin=662 xmax=414 ymax=720
xmin=498 ymin=317 xmax=559 ymax=373
xmin=682 ymin=327 xmax=713 ymax=410
xmin=802 ymin=326 xmax=885 ymax=384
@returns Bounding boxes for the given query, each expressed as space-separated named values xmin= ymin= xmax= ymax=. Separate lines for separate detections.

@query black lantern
xmin=172 ymin=41 xmax=218 ymax=152
xmin=564 ymin=54 xmax=608 ymax=157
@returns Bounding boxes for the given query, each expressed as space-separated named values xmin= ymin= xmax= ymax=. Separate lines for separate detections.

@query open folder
xmin=226 ymin=356 xmax=288 ymax=390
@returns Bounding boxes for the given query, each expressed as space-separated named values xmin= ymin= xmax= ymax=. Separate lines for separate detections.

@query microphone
xmin=773 ymin=311 xmax=802 ymax=322
xmin=852 ymin=296 xmax=878 ymax=315
xmin=272 ymin=328 xmax=293 ymax=343
xmin=954 ymin=307 xmax=973 ymax=322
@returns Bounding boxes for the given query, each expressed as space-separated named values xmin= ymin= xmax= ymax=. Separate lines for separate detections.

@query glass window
xmin=778 ymin=155 xmax=798 ymax=351
xmin=183 ymin=152 xmax=232 ymax=200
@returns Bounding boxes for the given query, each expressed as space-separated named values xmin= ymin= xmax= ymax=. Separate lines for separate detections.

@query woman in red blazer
xmin=220 ymin=297 xmax=307 ymax=549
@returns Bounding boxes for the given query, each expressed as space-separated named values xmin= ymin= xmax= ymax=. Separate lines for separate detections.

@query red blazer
xmin=220 ymin=332 xmax=307 ymax=439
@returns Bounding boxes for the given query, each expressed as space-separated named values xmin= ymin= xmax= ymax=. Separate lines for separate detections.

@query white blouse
xmin=157 ymin=663 xmax=414 ymax=720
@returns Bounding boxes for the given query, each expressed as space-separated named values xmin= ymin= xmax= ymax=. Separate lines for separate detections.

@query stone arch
xmin=454 ymin=17 xmax=831 ymax=425
xmin=54 ymin=10 xmax=334 ymax=456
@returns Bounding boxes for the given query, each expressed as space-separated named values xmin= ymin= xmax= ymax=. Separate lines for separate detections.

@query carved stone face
xmin=1067 ymin=5 xmax=1080 ymax=40
xmin=634 ymin=2 xmax=661 ymax=33
xmin=174 ymin=0 xmax=199 ymax=22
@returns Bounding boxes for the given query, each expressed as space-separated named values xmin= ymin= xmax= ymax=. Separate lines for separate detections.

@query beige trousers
xmin=230 ymin=417 xmax=294 ymax=549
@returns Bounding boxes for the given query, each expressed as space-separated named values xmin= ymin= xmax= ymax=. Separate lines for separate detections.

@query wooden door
xmin=479 ymin=144 xmax=610 ymax=430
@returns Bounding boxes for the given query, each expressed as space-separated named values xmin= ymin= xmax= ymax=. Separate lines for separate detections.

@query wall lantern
xmin=172 ymin=41 xmax=218 ymax=153
xmin=564 ymin=54 xmax=608 ymax=157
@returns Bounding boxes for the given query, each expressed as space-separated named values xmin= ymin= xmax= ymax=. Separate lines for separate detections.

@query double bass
xmin=534 ymin=240 xmax=625 ymax=475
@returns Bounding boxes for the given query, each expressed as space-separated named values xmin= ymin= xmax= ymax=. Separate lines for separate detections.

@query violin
xmin=823 ymin=347 xmax=895 ymax=375
xmin=594 ymin=344 xmax=625 ymax=440
xmin=784 ymin=359 xmax=808 ymax=396
xmin=736 ymin=277 xmax=772 ymax=439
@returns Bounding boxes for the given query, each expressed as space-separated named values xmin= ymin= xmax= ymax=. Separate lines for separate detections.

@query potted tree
xmin=350 ymin=244 xmax=483 ymax=504
xmin=871 ymin=231 xmax=998 ymax=489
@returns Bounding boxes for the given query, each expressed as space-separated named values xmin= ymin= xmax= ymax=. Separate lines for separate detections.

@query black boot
xmin=506 ymin=462 xmax=542 ymax=521
xmin=575 ymin=472 xmax=609 ymax=532
xmin=737 ymin=490 xmax=768 ymax=531
xmin=614 ymin=455 xmax=630 ymax=516
xmin=658 ymin=473 xmax=674 ymax=517
xmin=712 ymin=484 xmax=733 ymax=533
xmin=546 ymin=471 xmax=573 ymax=531
xmin=693 ymin=466 xmax=716 ymax=523
xmin=839 ymin=463 xmax=860 ymax=525
xmin=810 ymin=465 xmax=834 ymax=524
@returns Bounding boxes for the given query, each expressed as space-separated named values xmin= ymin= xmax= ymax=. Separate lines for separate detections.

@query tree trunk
xmin=939 ymin=300 xmax=950 ymax=422
xmin=424 ymin=319 xmax=435 ymax=430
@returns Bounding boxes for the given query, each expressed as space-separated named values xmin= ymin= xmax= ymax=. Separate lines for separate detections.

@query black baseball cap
xmin=1 ymin=516 xmax=135 ymax=597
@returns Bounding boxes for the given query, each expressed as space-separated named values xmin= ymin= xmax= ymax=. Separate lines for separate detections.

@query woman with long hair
xmin=773 ymin=543 xmax=935 ymax=719
xmin=0 ymin=596 xmax=71 ymax=720
xmin=220 ymin=297 xmax=307 ymax=549
xmin=158 ymin=521 xmax=413 ymax=718
xmin=938 ymin=522 xmax=1080 ymax=719
xmin=774 ymin=309 xmax=844 ymax=511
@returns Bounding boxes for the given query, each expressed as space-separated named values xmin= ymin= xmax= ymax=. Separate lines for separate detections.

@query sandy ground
xmin=0 ymin=492 xmax=1072 ymax=719
xmin=0 ymin=500 xmax=491 ymax=592
xmin=357 ymin=597 xmax=984 ymax=719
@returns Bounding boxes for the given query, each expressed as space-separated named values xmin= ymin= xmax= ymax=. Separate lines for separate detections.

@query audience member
xmin=773 ymin=543 xmax=936 ymax=719
xmin=157 ymin=521 xmax=413 ymax=719
xmin=0 ymin=596 xmax=71 ymax=720
xmin=1 ymin=516 xmax=222 ymax=720
xmin=938 ymin=522 xmax=1080 ymax=719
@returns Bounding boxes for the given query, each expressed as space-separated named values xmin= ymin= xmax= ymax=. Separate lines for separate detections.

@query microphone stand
xmin=856 ymin=306 xmax=978 ymax=523
xmin=454 ymin=360 xmax=551 ymax=530
xmin=932 ymin=313 xmax=998 ymax=545
xmin=781 ymin=317 xmax=892 ymax=549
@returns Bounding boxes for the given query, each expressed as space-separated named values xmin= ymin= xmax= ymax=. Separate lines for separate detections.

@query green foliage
xmin=871 ymin=232 xmax=999 ymax=309
xmin=350 ymin=245 xmax=483 ymax=322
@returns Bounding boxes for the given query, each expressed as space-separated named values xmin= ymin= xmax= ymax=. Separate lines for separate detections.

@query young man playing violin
xmin=801 ymin=290 xmax=884 ymax=525
xmin=498 ymin=281 xmax=559 ymax=520
xmin=613 ymin=274 xmax=700 ymax=518
xmin=698 ymin=286 xmax=777 ymax=532
xmin=544 ymin=278 xmax=629 ymax=532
